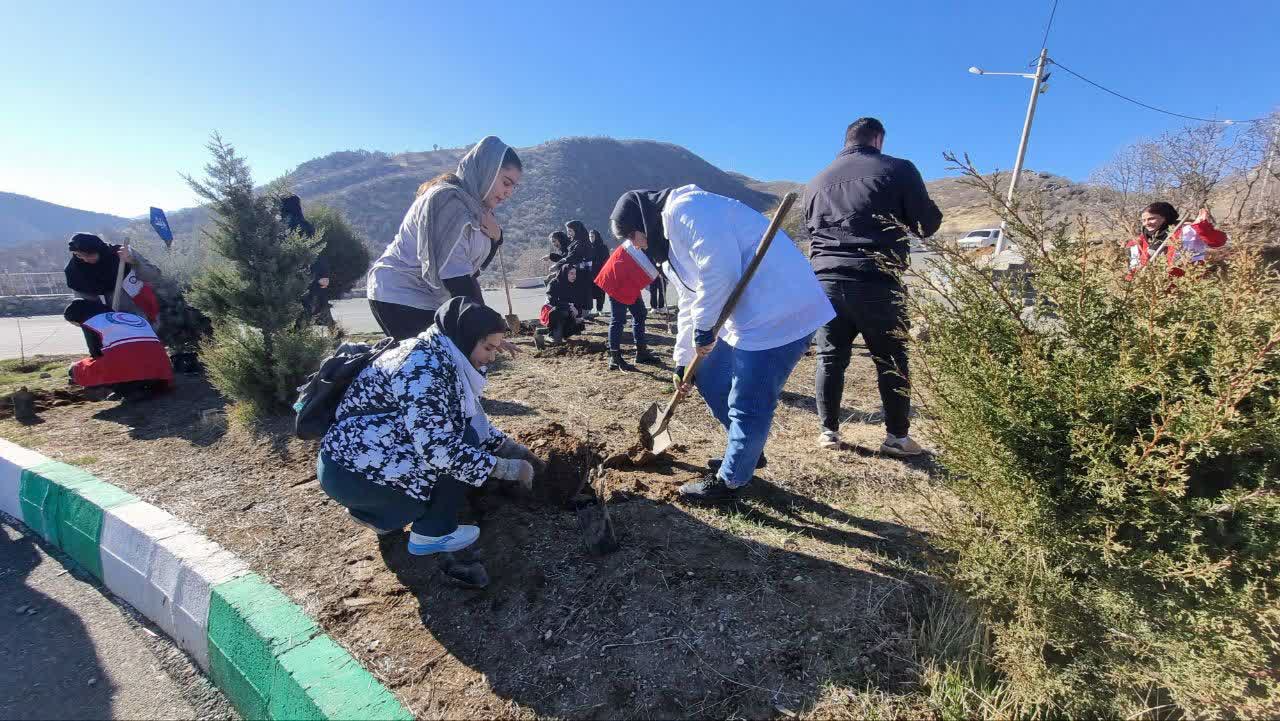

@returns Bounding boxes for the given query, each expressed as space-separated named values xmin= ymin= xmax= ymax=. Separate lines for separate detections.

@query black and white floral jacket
xmin=320 ymin=332 xmax=505 ymax=501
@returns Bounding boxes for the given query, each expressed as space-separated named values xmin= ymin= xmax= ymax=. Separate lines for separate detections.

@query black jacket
xmin=804 ymin=145 xmax=942 ymax=284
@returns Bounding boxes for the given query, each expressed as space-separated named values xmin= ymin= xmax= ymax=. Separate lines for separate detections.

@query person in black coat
xmin=282 ymin=194 xmax=335 ymax=328
xmin=563 ymin=220 xmax=597 ymax=315
xmin=547 ymin=231 xmax=570 ymax=265
xmin=542 ymin=264 xmax=584 ymax=344
xmin=804 ymin=117 xmax=942 ymax=457
xmin=588 ymin=229 xmax=610 ymax=313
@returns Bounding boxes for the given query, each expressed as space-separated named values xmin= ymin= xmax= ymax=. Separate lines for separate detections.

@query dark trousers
xmin=318 ymin=450 xmax=470 ymax=537
xmin=608 ymin=297 xmax=647 ymax=352
xmin=547 ymin=309 xmax=582 ymax=339
xmin=815 ymin=280 xmax=911 ymax=437
xmin=649 ymin=277 xmax=666 ymax=309
xmin=368 ymin=299 xmax=434 ymax=341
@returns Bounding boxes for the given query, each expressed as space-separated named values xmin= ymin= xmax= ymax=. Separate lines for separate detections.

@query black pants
xmin=815 ymin=280 xmax=911 ymax=437
xmin=547 ymin=309 xmax=582 ymax=339
xmin=592 ymin=287 xmax=606 ymax=313
xmin=369 ymin=300 xmax=434 ymax=340
xmin=649 ymin=277 xmax=666 ymax=309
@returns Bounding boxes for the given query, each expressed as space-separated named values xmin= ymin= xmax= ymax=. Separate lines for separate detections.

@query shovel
xmin=496 ymin=245 xmax=522 ymax=335
xmin=637 ymin=192 xmax=797 ymax=456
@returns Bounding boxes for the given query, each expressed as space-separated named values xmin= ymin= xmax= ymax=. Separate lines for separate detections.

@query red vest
xmin=72 ymin=312 xmax=174 ymax=388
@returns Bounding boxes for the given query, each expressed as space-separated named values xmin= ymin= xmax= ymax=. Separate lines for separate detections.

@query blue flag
xmin=149 ymin=207 xmax=173 ymax=247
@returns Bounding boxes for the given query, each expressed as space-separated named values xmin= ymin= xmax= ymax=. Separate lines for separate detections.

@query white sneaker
xmin=407 ymin=525 xmax=480 ymax=556
xmin=880 ymin=434 xmax=924 ymax=457
xmin=817 ymin=430 xmax=841 ymax=449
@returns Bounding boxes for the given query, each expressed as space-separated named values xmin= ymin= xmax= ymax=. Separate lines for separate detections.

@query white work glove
xmin=490 ymin=457 xmax=535 ymax=493
xmin=496 ymin=438 xmax=534 ymax=462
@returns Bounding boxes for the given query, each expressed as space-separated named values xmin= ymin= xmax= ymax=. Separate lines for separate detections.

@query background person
xmin=563 ymin=220 xmax=598 ymax=317
xmin=318 ymin=297 xmax=543 ymax=589
xmin=366 ymin=136 xmax=522 ymax=340
xmin=63 ymin=299 xmax=173 ymax=402
xmin=65 ymin=233 xmax=162 ymax=324
xmin=588 ymin=229 xmax=610 ymax=314
xmin=804 ymin=117 xmax=942 ymax=457
xmin=540 ymin=264 xmax=585 ymax=344
xmin=611 ymin=186 xmax=834 ymax=502
xmin=1126 ymin=202 xmax=1227 ymax=278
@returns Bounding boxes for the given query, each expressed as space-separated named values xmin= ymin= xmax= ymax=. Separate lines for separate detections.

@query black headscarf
xmin=565 ymin=220 xmax=589 ymax=244
xmin=65 ymin=233 xmax=127 ymax=297
xmin=280 ymin=194 xmax=315 ymax=239
xmin=63 ymin=298 xmax=112 ymax=325
xmin=610 ymin=189 xmax=674 ymax=264
xmin=434 ymin=296 xmax=507 ymax=356
xmin=549 ymin=231 xmax=569 ymax=255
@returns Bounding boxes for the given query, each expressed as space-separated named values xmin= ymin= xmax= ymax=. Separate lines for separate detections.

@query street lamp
xmin=969 ymin=48 xmax=1050 ymax=256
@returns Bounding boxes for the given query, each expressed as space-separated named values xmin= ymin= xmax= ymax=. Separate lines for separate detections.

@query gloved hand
xmin=490 ymin=457 xmax=535 ymax=493
xmin=496 ymin=438 xmax=541 ymax=466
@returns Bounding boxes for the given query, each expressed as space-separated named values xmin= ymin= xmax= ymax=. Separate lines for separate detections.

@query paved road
xmin=1 ymin=288 xmax=548 ymax=360
xmin=0 ymin=518 xmax=234 ymax=720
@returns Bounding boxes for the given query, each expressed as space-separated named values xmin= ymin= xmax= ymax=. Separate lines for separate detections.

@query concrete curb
xmin=0 ymin=438 xmax=411 ymax=720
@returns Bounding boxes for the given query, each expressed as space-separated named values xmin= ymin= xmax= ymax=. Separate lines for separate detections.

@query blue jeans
xmin=694 ymin=333 xmax=813 ymax=488
xmin=608 ymin=296 xmax=648 ymax=351
xmin=317 ymin=426 xmax=480 ymax=536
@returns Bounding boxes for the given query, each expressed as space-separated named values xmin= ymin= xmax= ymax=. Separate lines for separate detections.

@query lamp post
xmin=969 ymin=48 xmax=1050 ymax=256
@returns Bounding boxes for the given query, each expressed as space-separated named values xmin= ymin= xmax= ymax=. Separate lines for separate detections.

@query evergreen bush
xmin=184 ymin=134 xmax=332 ymax=415
xmin=307 ymin=204 xmax=371 ymax=298
xmin=911 ymin=155 xmax=1280 ymax=717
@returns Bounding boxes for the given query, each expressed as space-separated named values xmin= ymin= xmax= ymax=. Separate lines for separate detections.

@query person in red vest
xmin=63 ymin=300 xmax=174 ymax=402
xmin=1126 ymin=202 xmax=1228 ymax=279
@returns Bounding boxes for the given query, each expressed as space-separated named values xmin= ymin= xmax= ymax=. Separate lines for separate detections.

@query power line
xmin=1048 ymin=57 xmax=1269 ymax=125
xmin=1039 ymin=0 xmax=1060 ymax=51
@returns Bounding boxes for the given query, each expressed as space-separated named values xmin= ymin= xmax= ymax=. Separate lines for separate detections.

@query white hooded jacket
xmin=662 ymin=185 xmax=834 ymax=352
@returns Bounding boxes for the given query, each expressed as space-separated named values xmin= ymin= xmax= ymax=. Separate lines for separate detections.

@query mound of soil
xmin=537 ymin=339 xmax=609 ymax=358
xmin=515 ymin=422 xmax=603 ymax=507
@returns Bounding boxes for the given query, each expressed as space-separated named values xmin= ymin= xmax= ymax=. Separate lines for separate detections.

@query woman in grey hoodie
xmin=366 ymin=136 xmax=522 ymax=340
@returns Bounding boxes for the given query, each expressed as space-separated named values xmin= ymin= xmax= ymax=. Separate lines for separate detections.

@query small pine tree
xmin=185 ymin=134 xmax=331 ymax=415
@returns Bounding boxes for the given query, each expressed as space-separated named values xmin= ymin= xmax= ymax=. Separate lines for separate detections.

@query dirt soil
xmin=1 ymin=318 xmax=943 ymax=719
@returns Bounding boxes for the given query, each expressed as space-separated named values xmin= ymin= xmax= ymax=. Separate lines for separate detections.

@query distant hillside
xmin=89 ymin=138 xmax=776 ymax=281
xmin=0 ymin=191 xmax=130 ymax=254
xmin=4 ymin=139 xmax=1101 ymax=280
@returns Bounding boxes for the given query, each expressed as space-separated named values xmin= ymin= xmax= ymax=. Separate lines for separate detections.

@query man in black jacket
xmin=804 ymin=117 xmax=942 ymax=457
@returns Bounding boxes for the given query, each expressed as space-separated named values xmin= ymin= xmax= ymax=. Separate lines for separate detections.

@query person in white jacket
xmin=610 ymin=185 xmax=835 ymax=502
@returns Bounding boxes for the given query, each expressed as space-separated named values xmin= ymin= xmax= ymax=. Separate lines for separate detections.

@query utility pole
xmin=1257 ymin=119 xmax=1279 ymax=217
xmin=997 ymin=48 xmax=1050 ymax=256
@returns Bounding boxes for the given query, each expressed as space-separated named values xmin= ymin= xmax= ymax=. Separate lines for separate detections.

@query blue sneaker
xmin=407 ymin=526 xmax=480 ymax=556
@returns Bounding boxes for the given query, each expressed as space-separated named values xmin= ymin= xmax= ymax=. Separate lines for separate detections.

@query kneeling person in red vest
xmin=64 ymin=300 xmax=174 ymax=402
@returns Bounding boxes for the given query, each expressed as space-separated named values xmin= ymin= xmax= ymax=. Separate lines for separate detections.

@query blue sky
xmin=2 ymin=0 xmax=1276 ymax=217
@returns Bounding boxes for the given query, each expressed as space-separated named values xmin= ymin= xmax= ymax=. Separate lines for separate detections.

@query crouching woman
xmin=317 ymin=297 xmax=542 ymax=588
xmin=63 ymin=299 xmax=174 ymax=402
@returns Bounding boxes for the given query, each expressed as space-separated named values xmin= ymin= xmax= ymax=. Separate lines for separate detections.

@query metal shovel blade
xmin=506 ymin=315 xmax=522 ymax=336
xmin=638 ymin=402 xmax=675 ymax=456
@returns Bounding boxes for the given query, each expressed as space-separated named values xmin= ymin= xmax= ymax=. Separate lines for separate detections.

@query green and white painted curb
xmin=0 ymin=438 xmax=411 ymax=720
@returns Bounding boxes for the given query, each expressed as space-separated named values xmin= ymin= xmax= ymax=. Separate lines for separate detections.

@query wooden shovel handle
xmin=657 ymin=192 xmax=798 ymax=425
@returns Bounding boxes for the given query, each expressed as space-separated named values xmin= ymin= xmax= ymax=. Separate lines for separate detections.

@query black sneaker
xmin=608 ymin=352 xmax=634 ymax=372
xmin=634 ymin=347 xmax=659 ymax=365
xmin=708 ymin=454 xmax=767 ymax=472
xmin=678 ymin=474 xmax=742 ymax=503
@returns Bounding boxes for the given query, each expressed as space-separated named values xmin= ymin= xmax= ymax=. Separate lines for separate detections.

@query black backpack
xmin=293 ymin=337 xmax=398 ymax=440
